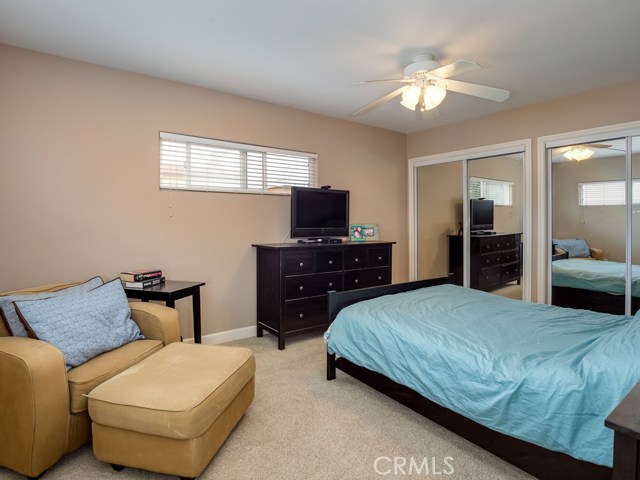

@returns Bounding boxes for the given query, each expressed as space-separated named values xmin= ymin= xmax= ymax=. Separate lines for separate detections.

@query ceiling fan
xmin=352 ymin=53 xmax=510 ymax=116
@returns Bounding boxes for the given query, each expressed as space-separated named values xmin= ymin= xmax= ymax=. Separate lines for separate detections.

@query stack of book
xmin=120 ymin=268 xmax=165 ymax=288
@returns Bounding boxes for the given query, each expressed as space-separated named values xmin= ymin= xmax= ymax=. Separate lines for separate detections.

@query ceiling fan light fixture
xmin=563 ymin=146 xmax=595 ymax=161
xmin=424 ymin=83 xmax=447 ymax=110
xmin=400 ymin=86 xmax=421 ymax=110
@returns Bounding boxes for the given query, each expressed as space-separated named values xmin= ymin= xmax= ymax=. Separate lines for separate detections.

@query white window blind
xmin=469 ymin=176 xmax=513 ymax=206
xmin=578 ymin=180 xmax=640 ymax=206
xmin=159 ymin=132 xmax=318 ymax=194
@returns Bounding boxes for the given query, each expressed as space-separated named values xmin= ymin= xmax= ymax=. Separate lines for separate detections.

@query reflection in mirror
xmin=466 ymin=154 xmax=524 ymax=299
xmin=550 ymin=138 xmax=632 ymax=313
xmin=416 ymin=161 xmax=463 ymax=281
xmin=633 ymin=135 xmax=640 ymax=314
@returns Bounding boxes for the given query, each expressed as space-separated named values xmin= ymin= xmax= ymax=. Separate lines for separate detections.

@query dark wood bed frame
xmin=552 ymin=286 xmax=640 ymax=316
xmin=325 ymin=277 xmax=635 ymax=480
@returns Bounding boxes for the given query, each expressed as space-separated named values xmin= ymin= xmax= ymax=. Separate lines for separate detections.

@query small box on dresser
xmin=252 ymin=241 xmax=394 ymax=349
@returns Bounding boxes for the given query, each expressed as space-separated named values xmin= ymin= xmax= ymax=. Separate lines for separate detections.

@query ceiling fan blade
xmin=352 ymin=78 xmax=413 ymax=85
xmin=427 ymin=60 xmax=481 ymax=80
xmin=445 ymin=79 xmax=510 ymax=102
xmin=352 ymin=85 xmax=411 ymax=116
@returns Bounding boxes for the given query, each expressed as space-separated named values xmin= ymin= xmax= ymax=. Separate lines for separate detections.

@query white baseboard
xmin=182 ymin=325 xmax=257 ymax=345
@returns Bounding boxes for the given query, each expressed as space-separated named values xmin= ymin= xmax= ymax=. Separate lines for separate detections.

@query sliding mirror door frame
xmin=537 ymin=120 xmax=640 ymax=310
xmin=408 ymin=139 xmax=532 ymax=301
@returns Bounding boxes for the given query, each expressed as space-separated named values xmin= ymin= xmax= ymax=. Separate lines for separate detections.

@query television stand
xmin=297 ymin=238 xmax=342 ymax=244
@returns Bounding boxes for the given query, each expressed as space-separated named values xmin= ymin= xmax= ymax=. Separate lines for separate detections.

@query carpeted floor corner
xmin=0 ymin=333 xmax=533 ymax=479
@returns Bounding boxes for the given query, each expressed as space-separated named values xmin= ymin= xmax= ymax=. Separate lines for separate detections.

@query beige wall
xmin=408 ymin=80 xmax=640 ymax=300
xmin=0 ymin=44 xmax=408 ymax=339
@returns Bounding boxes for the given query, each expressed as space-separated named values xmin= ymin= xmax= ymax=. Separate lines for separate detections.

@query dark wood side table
xmin=124 ymin=280 xmax=205 ymax=344
xmin=605 ymin=382 xmax=640 ymax=479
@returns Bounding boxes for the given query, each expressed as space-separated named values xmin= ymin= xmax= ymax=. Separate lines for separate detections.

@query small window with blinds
xmin=159 ymin=132 xmax=318 ymax=194
xmin=469 ymin=176 xmax=513 ymax=206
xmin=578 ymin=180 xmax=640 ymax=206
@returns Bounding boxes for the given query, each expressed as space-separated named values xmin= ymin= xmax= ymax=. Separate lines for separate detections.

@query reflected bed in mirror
xmin=551 ymin=257 xmax=640 ymax=315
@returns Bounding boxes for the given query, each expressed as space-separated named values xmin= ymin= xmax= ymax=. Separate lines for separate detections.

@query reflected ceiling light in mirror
xmin=563 ymin=146 xmax=595 ymax=161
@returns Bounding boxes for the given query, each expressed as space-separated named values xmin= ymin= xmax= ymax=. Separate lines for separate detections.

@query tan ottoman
xmin=87 ymin=342 xmax=255 ymax=479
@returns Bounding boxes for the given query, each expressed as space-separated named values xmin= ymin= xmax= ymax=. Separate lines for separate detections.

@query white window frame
xmin=578 ymin=179 xmax=640 ymax=206
xmin=159 ymin=132 xmax=318 ymax=194
xmin=468 ymin=176 xmax=514 ymax=206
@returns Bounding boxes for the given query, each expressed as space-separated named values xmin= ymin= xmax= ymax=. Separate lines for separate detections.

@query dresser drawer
xmin=285 ymin=297 xmax=328 ymax=331
xmin=344 ymin=267 xmax=390 ymax=290
xmin=344 ymin=249 xmax=369 ymax=270
xmin=315 ymin=251 xmax=343 ymax=273
xmin=285 ymin=272 xmax=342 ymax=300
xmin=368 ymin=247 xmax=390 ymax=267
xmin=501 ymin=248 xmax=520 ymax=264
xmin=500 ymin=235 xmax=518 ymax=251
xmin=480 ymin=252 xmax=502 ymax=268
xmin=283 ymin=252 xmax=314 ymax=275
xmin=501 ymin=262 xmax=520 ymax=282
xmin=479 ymin=265 xmax=501 ymax=289
xmin=479 ymin=237 xmax=498 ymax=253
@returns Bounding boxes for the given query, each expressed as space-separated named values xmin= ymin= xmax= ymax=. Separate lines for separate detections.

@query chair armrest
xmin=129 ymin=302 xmax=181 ymax=345
xmin=589 ymin=247 xmax=604 ymax=260
xmin=0 ymin=337 xmax=69 ymax=477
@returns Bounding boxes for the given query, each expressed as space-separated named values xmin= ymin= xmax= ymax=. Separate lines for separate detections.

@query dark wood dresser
xmin=252 ymin=241 xmax=394 ymax=349
xmin=448 ymin=233 xmax=522 ymax=291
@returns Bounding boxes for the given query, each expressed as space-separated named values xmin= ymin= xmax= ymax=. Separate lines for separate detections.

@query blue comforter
xmin=552 ymin=258 xmax=640 ymax=297
xmin=324 ymin=284 xmax=640 ymax=466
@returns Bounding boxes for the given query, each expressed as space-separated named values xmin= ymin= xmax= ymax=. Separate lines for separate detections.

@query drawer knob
xmin=299 ymin=313 xmax=304 ymax=319
xmin=354 ymin=279 xmax=359 ymax=284
xmin=378 ymin=276 xmax=382 ymax=280
xmin=299 ymin=262 xmax=304 ymax=267
xmin=299 ymin=286 xmax=304 ymax=291
xmin=355 ymin=258 xmax=359 ymax=262
xmin=378 ymin=256 xmax=382 ymax=260
xmin=329 ymin=260 xmax=333 ymax=265
xmin=328 ymin=282 xmax=333 ymax=287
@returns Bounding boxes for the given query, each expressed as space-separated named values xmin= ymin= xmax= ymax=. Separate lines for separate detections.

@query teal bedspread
xmin=324 ymin=284 xmax=640 ymax=466
xmin=552 ymin=258 xmax=640 ymax=297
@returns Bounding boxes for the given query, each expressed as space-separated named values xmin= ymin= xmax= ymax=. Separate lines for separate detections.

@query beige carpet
xmin=0 ymin=334 xmax=533 ymax=480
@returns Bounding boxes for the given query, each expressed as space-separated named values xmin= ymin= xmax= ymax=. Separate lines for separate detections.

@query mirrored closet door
xmin=467 ymin=154 xmax=524 ymax=300
xmin=632 ymin=136 xmax=639 ymax=314
xmin=548 ymin=135 xmax=639 ymax=315
xmin=416 ymin=161 xmax=463 ymax=281
xmin=412 ymin=145 xmax=527 ymax=301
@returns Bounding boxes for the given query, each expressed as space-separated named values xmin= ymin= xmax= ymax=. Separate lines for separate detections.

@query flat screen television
xmin=470 ymin=199 xmax=494 ymax=232
xmin=290 ymin=187 xmax=349 ymax=239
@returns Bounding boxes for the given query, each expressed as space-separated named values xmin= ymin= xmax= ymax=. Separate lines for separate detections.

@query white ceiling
xmin=1 ymin=0 xmax=640 ymax=134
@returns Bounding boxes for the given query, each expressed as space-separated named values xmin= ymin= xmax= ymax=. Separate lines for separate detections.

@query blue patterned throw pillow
xmin=13 ymin=278 xmax=143 ymax=370
xmin=0 ymin=276 xmax=104 ymax=337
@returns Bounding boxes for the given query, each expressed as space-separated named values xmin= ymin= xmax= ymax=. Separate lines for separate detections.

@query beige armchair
xmin=0 ymin=281 xmax=181 ymax=478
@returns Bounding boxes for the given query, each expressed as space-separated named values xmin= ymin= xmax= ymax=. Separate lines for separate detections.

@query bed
xmin=552 ymin=258 xmax=640 ymax=315
xmin=325 ymin=277 xmax=640 ymax=479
